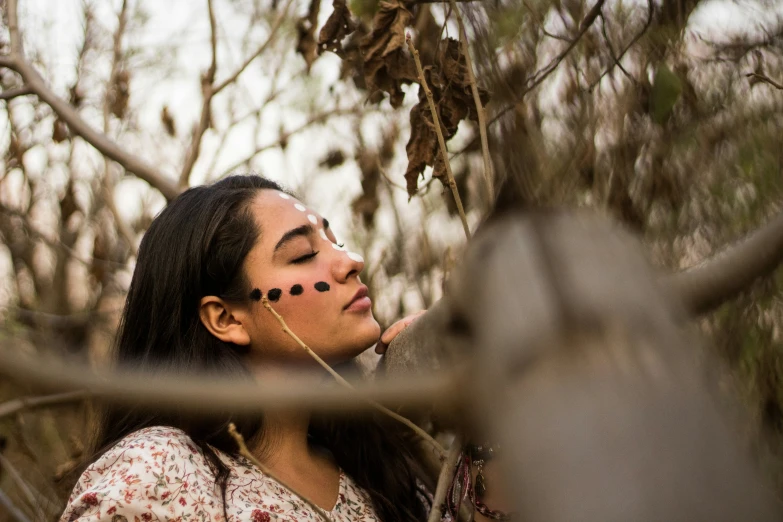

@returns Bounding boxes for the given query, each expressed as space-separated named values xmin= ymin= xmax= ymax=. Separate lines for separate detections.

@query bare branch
xmin=262 ymin=296 xmax=446 ymax=457
xmin=229 ymin=424 xmax=332 ymax=522
xmin=746 ymin=72 xmax=783 ymax=90
xmin=407 ymin=36 xmax=471 ymax=240
xmin=217 ymin=107 xmax=363 ymax=178
xmin=0 ymin=344 xmax=458 ymax=417
xmin=178 ymin=0 xmax=220 ymax=188
xmin=0 ymin=488 xmax=32 ymax=522
xmin=0 ymin=86 xmax=32 ymax=100
xmin=0 ymin=453 xmax=48 ymax=520
xmin=0 ymin=391 xmax=88 ymax=419
xmin=427 ymin=434 xmax=464 ymax=522
xmin=3 ymin=0 xmax=179 ymax=200
xmin=212 ymin=0 xmax=294 ymax=95
xmin=449 ymin=0 xmax=493 ymax=201
xmin=668 ymin=207 xmax=783 ymax=316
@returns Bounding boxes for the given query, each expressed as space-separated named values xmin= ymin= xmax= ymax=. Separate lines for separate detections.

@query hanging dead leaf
xmin=60 ymin=181 xmax=80 ymax=223
xmin=359 ymin=0 xmax=418 ymax=107
xmin=296 ymin=0 xmax=321 ymax=72
xmin=52 ymin=118 xmax=69 ymax=143
xmin=351 ymin=149 xmax=381 ymax=227
xmin=318 ymin=0 xmax=357 ymax=55
xmin=403 ymin=38 xmax=490 ymax=196
xmin=161 ymin=106 xmax=176 ymax=137
xmin=109 ymin=70 xmax=130 ymax=119
xmin=319 ymin=149 xmax=346 ymax=169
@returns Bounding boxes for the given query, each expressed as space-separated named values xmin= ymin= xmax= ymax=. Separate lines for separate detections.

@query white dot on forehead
xmin=278 ymin=192 xmax=290 ymax=200
xmin=307 ymin=214 xmax=318 ymax=225
xmin=347 ymin=251 xmax=364 ymax=263
xmin=319 ymin=229 xmax=329 ymax=241
xmin=294 ymin=203 xmax=306 ymax=212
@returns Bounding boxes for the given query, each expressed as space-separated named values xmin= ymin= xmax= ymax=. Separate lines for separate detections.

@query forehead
xmin=249 ymin=189 xmax=319 ymax=246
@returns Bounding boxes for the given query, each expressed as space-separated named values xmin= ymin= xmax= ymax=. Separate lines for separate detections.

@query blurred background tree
xmin=0 ymin=0 xmax=782 ymax=519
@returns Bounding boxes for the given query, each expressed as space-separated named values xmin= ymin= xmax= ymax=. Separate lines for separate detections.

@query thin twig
xmin=179 ymin=0 xmax=219 ymax=187
xmin=428 ymin=434 xmax=465 ymax=522
xmin=0 ymin=86 xmax=32 ymax=100
xmin=0 ymin=391 xmax=88 ymax=419
xmin=746 ymin=72 xmax=783 ymax=90
xmin=261 ymin=296 xmax=447 ymax=459
xmin=588 ymin=0 xmax=653 ymax=91
xmin=599 ymin=13 xmax=634 ymax=83
xmin=212 ymin=0 xmax=294 ymax=94
xmin=0 ymin=488 xmax=32 ymax=522
xmin=217 ymin=108 xmax=362 ymax=178
xmin=102 ymin=0 xmax=136 ymax=250
xmin=448 ymin=0 xmax=493 ymax=202
xmin=228 ymin=423 xmax=332 ymax=522
xmin=0 ymin=453 xmax=48 ymax=520
xmin=406 ymin=36 xmax=471 ymax=240
xmin=452 ymin=0 xmax=608 ymax=159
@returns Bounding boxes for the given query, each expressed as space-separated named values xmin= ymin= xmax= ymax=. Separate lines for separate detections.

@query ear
xmin=199 ymin=296 xmax=251 ymax=346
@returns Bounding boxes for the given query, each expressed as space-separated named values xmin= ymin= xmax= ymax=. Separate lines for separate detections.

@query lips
xmin=344 ymin=286 xmax=371 ymax=311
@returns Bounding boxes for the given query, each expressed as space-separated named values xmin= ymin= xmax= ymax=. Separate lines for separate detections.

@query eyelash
xmin=292 ymin=251 xmax=319 ymax=264
xmin=337 ymin=243 xmax=344 ymax=248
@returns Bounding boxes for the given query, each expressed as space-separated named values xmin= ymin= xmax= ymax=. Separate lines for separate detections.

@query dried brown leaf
xmin=318 ymin=0 xmax=357 ymax=55
xmin=296 ymin=0 xmax=322 ymax=72
xmin=359 ymin=0 xmax=418 ymax=108
xmin=53 ymin=118 xmax=69 ymax=143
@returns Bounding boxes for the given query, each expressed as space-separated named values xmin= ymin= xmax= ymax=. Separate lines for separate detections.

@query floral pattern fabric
xmin=60 ymin=426 xmax=382 ymax=522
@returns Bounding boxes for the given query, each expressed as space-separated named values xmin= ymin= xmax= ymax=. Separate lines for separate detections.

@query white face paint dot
xmin=294 ymin=203 xmax=306 ymax=212
xmin=319 ymin=229 xmax=329 ymax=241
xmin=347 ymin=251 xmax=364 ymax=263
xmin=307 ymin=214 xmax=318 ymax=225
xmin=331 ymin=242 xmax=344 ymax=251
xmin=278 ymin=192 xmax=290 ymax=200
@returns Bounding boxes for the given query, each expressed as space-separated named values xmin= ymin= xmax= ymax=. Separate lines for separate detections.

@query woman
xmin=60 ymin=175 xmax=429 ymax=522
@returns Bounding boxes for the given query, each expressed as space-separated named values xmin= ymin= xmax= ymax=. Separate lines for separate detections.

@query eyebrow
xmin=274 ymin=224 xmax=314 ymax=253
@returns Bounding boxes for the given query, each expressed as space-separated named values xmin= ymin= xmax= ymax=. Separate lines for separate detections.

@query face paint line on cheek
xmin=294 ymin=203 xmax=307 ymax=212
xmin=290 ymin=284 xmax=304 ymax=296
xmin=268 ymin=288 xmax=283 ymax=302
xmin=314 ymin=281 xmax=330 ymax=292
xmin=346 ymin=251 xmax=364 ymax=263
xmin=249 ymin=288 xmax=262 ymax=301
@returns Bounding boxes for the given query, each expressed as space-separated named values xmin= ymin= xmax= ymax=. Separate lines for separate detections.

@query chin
xmin=329 ymin=319 xmax=381 ymax=363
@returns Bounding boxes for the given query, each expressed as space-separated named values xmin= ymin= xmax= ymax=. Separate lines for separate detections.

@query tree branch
xmin=3 ymin=0 xmax=179 ymax=200
xmin=0 ymin=344 xmax=458 ymax=417
xmin=178 ymin=0 xmax=219 ymax=187
xmin=407 ymin=36 xmax=471 ymax=240
xmin=746 ymin=72 xmax=783 ymax=90
xmin=427 ymin=434 xmax=464 ymax=522
xmin=0 ymin=488 xmax=32 ymax=522
xmin=212 ymin=0 xmax=294 ymax=95
xmin=668 ymin=207 xmax=783 ymax=316
xmin=0 ymin=86 xmax=32 ymax=100
xmin=0 ymin=391 xmax=88 ymax=419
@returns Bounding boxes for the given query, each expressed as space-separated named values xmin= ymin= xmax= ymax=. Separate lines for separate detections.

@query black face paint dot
xmin=314 ymin=281 xmax=330 ymax=292
xmin=249 ymin=288 xmax=262 ymax=301
xmin=268 ymin=288 xmax=282 ymax=302
xmin=290 ymin=284 xmax=304 ymax=296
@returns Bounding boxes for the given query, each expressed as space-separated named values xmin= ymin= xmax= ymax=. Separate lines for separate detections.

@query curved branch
xmin=2 ymin=0 xmax=179 ymax=200
xmin=668 ymin=208 xmax=783 ymax=316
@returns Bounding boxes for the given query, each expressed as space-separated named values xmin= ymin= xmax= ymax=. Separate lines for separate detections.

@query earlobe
xmin=199 ymin=296 xmax=251 ymax=346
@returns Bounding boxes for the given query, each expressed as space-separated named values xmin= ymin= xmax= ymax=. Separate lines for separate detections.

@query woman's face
xmin=240 ymin=189 xmax=381 ymax=365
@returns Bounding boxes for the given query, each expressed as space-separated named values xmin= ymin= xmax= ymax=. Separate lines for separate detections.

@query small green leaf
xmin=650 ymin=65 xmax=682 ymax=124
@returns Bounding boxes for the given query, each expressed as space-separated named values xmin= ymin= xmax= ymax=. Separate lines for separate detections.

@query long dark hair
xmin=87 ymin=175 xmax=428 ymax=521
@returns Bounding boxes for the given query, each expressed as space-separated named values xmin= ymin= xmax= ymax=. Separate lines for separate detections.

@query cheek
xmin=256 ymin=274 xmax=334 ymax=317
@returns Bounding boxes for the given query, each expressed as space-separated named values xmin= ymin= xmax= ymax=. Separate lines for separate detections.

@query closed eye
xmin=291 ymin=251 xmax=319 ymax=264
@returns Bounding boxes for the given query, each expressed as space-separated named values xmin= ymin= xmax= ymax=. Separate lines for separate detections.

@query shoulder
xmin=60 ymin=426 xmax=223 ymax=522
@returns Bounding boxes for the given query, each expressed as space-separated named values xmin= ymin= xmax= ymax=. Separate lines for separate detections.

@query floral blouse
xmin=60 ymin=426 xmax=381 ymax=522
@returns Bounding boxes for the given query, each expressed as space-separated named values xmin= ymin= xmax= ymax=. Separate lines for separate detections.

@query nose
xmin=330 ymin=244 xmax=365 ymax=283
